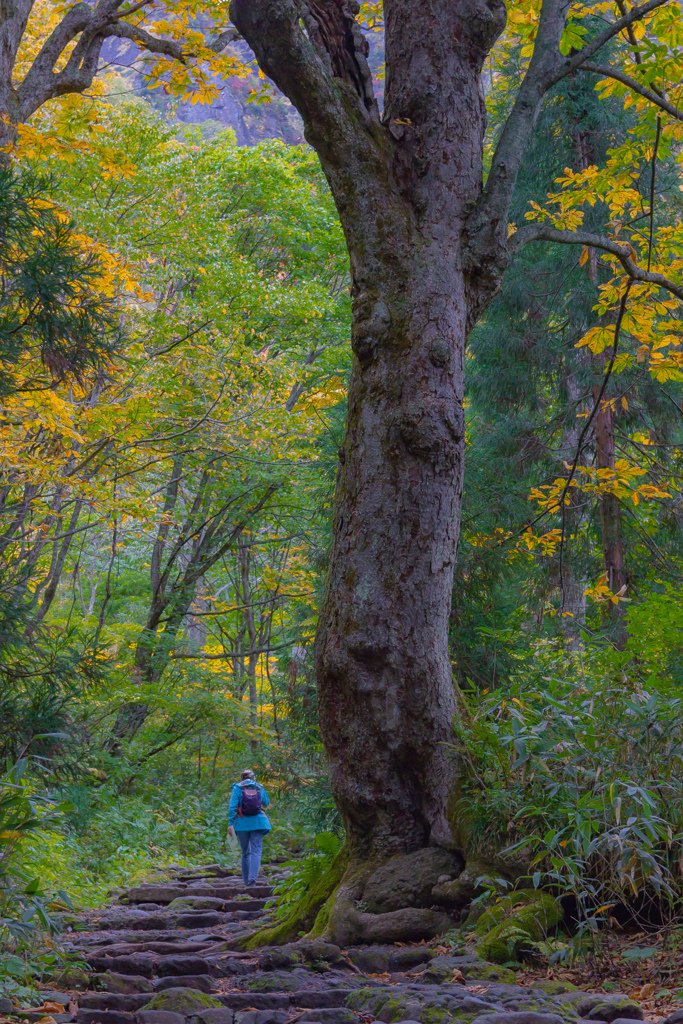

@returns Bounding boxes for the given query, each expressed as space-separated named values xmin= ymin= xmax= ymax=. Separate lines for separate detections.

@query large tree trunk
xmin=232 ymin=0 xmax=506 ymax=942
xmin=232 ymin=0 xmax=625 ymax=947
xmin=316 ymin=249 xmax=467 ymax=858
xmin=235 ymin=0 xmax=500 ymax=862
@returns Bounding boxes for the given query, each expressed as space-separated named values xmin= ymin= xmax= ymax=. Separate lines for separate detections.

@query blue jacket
xmin=228 ymin=781 xmax=271 ymax=832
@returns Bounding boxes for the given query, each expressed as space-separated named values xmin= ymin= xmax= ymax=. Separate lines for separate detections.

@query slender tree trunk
xmin=593 ymin=385 xmax=628 ymax=646
xmin=559 ymin=373 xmax=587 ymax=650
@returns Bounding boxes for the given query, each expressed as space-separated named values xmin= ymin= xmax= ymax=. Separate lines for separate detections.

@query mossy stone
xmin=49 ymin=967 xmax=90 ymax=990
xmin=168 ymin=896 xmax=224 ymax=911
xmin=475 ymin=890 xmax=562 ymax=941
xmin=245 ymin=973 xmax=300 ymax=993
xmin=146 ymin=988 xmax=223 ymax=1014
xmin=477 ymin=923 xmax=543 ymax=963
xmin=461 ymin=962 xmax=516 ymax=983
xmin=534 ymin=980 xmax=578 ymax=995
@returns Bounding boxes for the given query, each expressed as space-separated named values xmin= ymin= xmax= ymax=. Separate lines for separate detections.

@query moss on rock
xmin=240 ymin=845 xmax=349 ymax=949
xmin=461 ymin=962 xmax=516 ymax=984
xmin=474 ymin=889 xmax=562 ymax=964
xmin=145 ymin=988 xmax=223 ymax=1014
xmin=475 ymin=890 xmax=562 ymax=940
xmin=534 ymin=980 xmax=578 ymax=996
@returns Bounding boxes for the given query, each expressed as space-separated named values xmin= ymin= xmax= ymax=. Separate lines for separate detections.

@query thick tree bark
xmin=230 ymin=0 xmax=675 ymax=944
xmin=231 ymin=0 xmax=506 ymax=862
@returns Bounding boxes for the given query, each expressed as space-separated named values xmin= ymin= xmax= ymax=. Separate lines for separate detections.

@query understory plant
xmin=458 ymin=638 xmax=683 ymax=938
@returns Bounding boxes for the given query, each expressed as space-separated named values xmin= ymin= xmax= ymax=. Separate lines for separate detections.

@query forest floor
xmin=2 ymin=863 xmax=681 ymax=1024
xmin=518 ymin=932 xmax=683 ymax=1023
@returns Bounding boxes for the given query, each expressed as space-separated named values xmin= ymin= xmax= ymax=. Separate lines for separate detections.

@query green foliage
xmin=456 ymin=632 xmax=683 ymax=936
xmin=267 ymin=831 xmax=342 ymax=923
xmin=0 ymin=166 xmax=118 ymax=397
xmin=0 ymin=760 xmax=71 ymax=942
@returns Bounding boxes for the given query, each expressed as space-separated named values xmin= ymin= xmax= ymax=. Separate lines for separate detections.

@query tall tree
xmin=228 ymin=0 xmax=683 ymax=940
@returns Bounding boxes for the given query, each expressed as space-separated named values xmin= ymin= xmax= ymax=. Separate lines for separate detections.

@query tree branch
xmin=464 ymin=0 xmax=674 ymax=289
xmin=579 ymin=61 xmax=683 ymax=121
xmin=548 ymin=0 xmax=673 ymax=86
xmin=515 ymin=224 xmax=683 ymax=300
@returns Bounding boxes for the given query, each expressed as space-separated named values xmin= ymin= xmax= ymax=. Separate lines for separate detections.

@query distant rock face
xmin=363 ymin=848 xmax=465 ymax=913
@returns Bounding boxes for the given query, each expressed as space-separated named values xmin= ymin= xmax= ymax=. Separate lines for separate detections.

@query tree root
xmin=239 ymin=846 xmax=350 ymax=949
xmin=241 ymin=850 xmax=457 ymax=949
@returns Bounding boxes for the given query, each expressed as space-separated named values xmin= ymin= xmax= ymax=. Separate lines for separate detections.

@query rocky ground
xmin=1 ymin=863 xmax=681 ymax=1024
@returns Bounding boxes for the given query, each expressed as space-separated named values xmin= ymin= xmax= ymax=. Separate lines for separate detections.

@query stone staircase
xmin=5 ymin=863 xmax=674 ymax=1024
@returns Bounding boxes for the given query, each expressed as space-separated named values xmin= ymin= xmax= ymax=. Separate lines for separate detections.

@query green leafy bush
xmin=266 ymin=831 xmax=342 ymax=922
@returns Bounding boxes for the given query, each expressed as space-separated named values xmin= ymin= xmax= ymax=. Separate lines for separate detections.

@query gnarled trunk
xmin=316 ymin=250 xmax=467 ymax=858
xmin=231 ymin=0 xmax=506 ymax=935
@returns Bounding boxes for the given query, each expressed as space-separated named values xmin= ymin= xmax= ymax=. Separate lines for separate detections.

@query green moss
xmin=534 ymin=980 xmax=578 ymax=995
xmin=145 ymin=989 xmax=223 ymax=1014
xmin=475 ymin=890 xmax=562 ymax=940
xmin=462 ymin=963 xmax=516 ymax=984
xmin=240 ymin=845 xmax=349 ymax=949
xmin=421 ymin=1008 xmax=457 ymax=1024
xmin=246 ymin=974 xmax=299 ymax=992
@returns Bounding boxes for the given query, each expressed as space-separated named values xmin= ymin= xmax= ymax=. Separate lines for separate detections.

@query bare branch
xmin=579 ymin=61 xmax=683 ymax=121
xmin=515 ymin=224 xmax=683 ymax=300
xmin=208 ymin=26 xmax=240 ymax=52
xmin=105 ymin=20 xmax=186 ymax=62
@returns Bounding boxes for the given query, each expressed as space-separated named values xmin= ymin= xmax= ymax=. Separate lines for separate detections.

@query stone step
xmin=77 ymin=1010 xmax=134 ymax=1024
xmin=79 ymin=994 xmax=153 ymax=1012
xmin=217 ymin=992 xmax=354 ymax=1012
xmin=152 ymin=977 xmax=215 ymax=994
xmin=126 ymin=885 xmax=271 ymax=905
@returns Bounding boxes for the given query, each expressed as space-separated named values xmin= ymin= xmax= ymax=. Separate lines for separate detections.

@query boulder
xmin=92 ymin=975 xmax=154 ymax=995
xmin=50 ymin=968 xmax=91 ymax=990
xmin=234 ymin=1014 xmax=286 ymax=1024
xmin=475 ymin=891 xmax=562 ymax=965
xmin=78 ymin=996 xmax=151 ymax=1013
xmin=77 ymin=1013 xmax=134 ymax=1024
xmin=0 ymin=998 xmax=13 ymax=1014
xmin=664 ymin=1014 xmax=683 ymax=1024
xmin=346 ymin=947 xmax=433 ymax=974
xmin=363 ymin=849 xmax=465 ymax=913
xmin=292 ymin=942 xmax=341 ymax=964
xmin=579 ymin=997 xmax=643 ymax=1023
xmin=176 ymin=913 xmax=224 ymax=929
xmin=126 ymin=887 xmax=186 ymax=905
xmin=461 ymin=963 xmax=517 ymax=984
xmin=476 ymin=891 xmax=562 ymax=940
xmin=532 ymin=981 xmax=578 ymax=996
xmin=219 ymin=996 xmax=289 ymax=1011
xmin=297 ymin=1012 xmax=355 ymax=1024
xmin=295 ymin=993 xmax=352 ymax=1009
xmin=144 ymin=990 xmax=223 ymax=1016
xmin=87 ymin=955 xmax=157 ymax=979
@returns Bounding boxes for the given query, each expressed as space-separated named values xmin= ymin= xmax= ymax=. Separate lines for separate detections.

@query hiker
xmin=227 ymin=768 xmax=271 ymax=886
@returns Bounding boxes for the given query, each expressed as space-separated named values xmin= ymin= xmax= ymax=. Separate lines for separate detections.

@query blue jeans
xmin=236 ymin=829 xmax=266 ymax=885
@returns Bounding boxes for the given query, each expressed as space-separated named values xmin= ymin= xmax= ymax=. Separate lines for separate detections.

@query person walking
xmin=227 ymin=768 xmax=271 ymax=886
